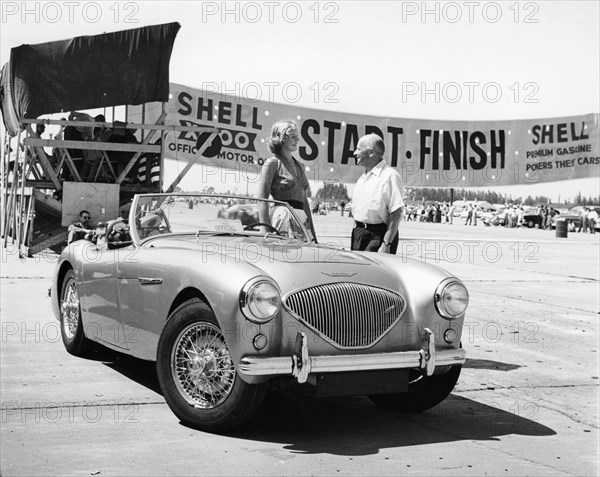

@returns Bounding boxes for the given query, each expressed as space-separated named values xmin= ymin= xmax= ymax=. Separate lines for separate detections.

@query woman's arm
xmin=257 ymin=159 xmax=277 ymax=225
xmin=302 ymin=198 xmax=318 ymax=243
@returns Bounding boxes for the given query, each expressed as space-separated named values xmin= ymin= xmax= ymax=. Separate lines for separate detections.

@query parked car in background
xmin=578 ymin=206 xmax=600 ymax=231
xmin=489 ymin=206 xmax=508 ymax=226
xmin=522 ymin=207 xmax=543 ymax=228
xmin=550 ymin=208 xmax=577 ymax=230
xmin=480 ymin=206 xmax=502 ymax=226
xmin=51 ymin=193 xmax=469 ymax=432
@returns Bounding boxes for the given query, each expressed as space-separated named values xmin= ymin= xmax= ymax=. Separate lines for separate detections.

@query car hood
xmin=142 ymin=235 xmax=372 ymax=265
xmin=139 ymin=234 xmax=447 ymax=302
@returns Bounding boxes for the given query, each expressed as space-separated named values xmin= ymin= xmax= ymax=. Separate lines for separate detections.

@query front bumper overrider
xmin=239 ymin=328 xmax=466 ymax=384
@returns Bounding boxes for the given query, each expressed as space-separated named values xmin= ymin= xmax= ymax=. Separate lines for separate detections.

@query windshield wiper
xmin=195 ymin=230 xmax=248 ymax=238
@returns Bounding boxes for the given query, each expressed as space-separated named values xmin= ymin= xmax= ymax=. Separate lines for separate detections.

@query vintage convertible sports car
xmin=51 ymin=193 xmax=468 ymax=432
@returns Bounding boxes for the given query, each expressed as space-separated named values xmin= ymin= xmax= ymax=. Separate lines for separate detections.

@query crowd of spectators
xmin=403 ymin=202 xmax=456 ymax=224
xmin=578 ymin=207 xmax=598 ymax=234
xmin=401 ymin=201 xmax=599 ymax=233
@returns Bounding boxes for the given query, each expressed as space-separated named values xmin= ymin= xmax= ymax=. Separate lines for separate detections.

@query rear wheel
xmin=156 ymin=298 xmax=266 ymax=432
xmin=369 ymin=365 xmax=461 ymax=413
xmin=59 ymin=269 xmax=93 ymax=356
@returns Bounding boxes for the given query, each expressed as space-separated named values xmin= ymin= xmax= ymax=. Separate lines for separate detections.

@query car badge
xmin=320 ymin=272 xmax=357 ymax=278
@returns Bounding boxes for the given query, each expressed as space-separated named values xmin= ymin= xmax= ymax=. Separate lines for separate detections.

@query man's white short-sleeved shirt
xmin=352 ymin=160 xmax=405 ymax=224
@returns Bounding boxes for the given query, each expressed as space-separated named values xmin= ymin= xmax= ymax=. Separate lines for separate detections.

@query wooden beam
xmin=93 ymin=152 xmax=117 ymax=182
xmin=24 ymin=124 xmax=62 ymax=189
xmin=20 ymin=119 xmax=218 ymax=134
xmin=24 ymin=181 xmax=59 ymax=189
xmin=26 ymin=144 xmax=62 ymax=190
xmin=22 ymin=193 xmax=35 ymax=254
xmin=166 ymin=131 xmax=219 ymax=193
xmin=28 ymin=230 xmax=69 ymax=256
xmin=160 ymin=102 xmax=167 ymax=192
xmin=33 ymin=189 xmax=62 ymax=215
xmin=4 ymin=129 xmax=22 ymax=248
xmin=24 ymin=138 xmax=161 ymax=153
xmin=57 ymin=149 xmax=82 ymax=182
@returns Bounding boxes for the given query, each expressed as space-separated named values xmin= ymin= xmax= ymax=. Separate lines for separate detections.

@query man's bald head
xmin=354 ymin=134 xmax=386 ymax=171
xmin=358 ymin=133 xmax=385 ymax=156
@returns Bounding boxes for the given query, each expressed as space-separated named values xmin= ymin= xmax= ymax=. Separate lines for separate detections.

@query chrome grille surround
xmin=283 ymin=283 xmax=406 ymax=349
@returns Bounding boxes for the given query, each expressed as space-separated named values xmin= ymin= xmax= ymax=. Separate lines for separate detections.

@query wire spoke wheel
xmin=59 ymin=269 xmax=92 ymax=356
xmin=157 ymin=298 xmax=267 ymax=432
xmin=61 ymin=278 xmax=80 ymax=341
xmin=171 ymin=322 xmax=235 ymax=409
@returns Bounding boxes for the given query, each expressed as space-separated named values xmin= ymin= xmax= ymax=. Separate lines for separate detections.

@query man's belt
xmin=284 ymin=199 xmax=304 ymax=210
xmin=355 ymin=221 xmax=386 ymax=232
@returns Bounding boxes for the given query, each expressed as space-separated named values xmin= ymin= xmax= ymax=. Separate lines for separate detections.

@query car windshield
xmin=129 ymin=194 xmax=310 ymax=243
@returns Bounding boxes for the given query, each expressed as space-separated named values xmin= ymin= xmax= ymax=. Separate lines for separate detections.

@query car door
xmin=114 ymin=246 xmax=169 ymax=360
xmin=79 ymin=241 xmax=127 ymax=350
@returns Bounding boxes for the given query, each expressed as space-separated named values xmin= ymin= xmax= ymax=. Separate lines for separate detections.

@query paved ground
xmin=1 ymin=217 xmax=598 ymax=476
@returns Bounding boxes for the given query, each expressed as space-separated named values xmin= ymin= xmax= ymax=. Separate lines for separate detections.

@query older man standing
xmin=351 ymin=134 xmax=405 ymax=254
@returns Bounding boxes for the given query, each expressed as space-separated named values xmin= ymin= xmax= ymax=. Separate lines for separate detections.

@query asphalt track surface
xmin=1 ymin=215 xmax=598 ymax=476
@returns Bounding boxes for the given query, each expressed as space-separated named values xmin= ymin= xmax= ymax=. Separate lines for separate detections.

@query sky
xmin=1 ymin=0 xmax=599 ymax=202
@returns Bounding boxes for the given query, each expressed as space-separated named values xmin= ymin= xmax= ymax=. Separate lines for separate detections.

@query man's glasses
xmin=81 ymin=216 xmax=90 ymax=220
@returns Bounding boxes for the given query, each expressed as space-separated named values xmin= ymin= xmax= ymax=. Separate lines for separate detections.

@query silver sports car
xmin=51 ymin=193 xmax=468 ymax=432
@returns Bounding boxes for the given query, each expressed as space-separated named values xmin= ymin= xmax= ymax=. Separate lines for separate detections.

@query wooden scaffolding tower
xmin=1 ymin=110 xmax=217 ymax=257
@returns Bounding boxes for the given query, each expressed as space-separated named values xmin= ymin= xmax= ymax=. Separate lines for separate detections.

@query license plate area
xmin=316 ymin=369 xmax=409 ymax=398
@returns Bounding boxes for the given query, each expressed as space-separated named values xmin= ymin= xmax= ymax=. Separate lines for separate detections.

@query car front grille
xmin=284 ymin=283 xmax=405 ymax=348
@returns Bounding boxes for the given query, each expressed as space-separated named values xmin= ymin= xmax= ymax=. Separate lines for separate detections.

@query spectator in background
xmin=587 ymin=208 xmax=598 ymax=234
xmin=508 ymin=206 xmax=516 ymax=228
xmin=64 ymin=111 xmax=94 ymax=157
xmin=312 ymin=200 xmax=320 ymax=215
xmin=465 ymin=204 xmax=473 ymax=226
xmin=448 ymin=203 xmax=455 ymax=224
xmin=93 ymin=114 xmax=112 ymax=141
xmin=548 ymin=207 xmax=558 ymax=229
xmin=68 ymin=210 xmax=94 ymax=244
xmin=427 ymin=204 xmax=434 ymax=223
xmin=517 ymin=206 xmax=524 ymax=228
xmin=579 ymin=207 xmax=589 ymax=233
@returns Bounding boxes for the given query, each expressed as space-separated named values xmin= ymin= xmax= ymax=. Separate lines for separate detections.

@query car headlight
xmin=435 ymin=279 xmax=469 ymax=320
xmin=240 ymin=278 xmax=281 ymax=323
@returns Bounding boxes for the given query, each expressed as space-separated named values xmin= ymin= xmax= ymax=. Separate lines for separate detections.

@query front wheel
xmin=369 ymin=365 xmax=461 ymax=413
xmin=156 ymin=298 xmax=266 ymax=433
xmin=59 ymin=269 xmax=93 ymax=356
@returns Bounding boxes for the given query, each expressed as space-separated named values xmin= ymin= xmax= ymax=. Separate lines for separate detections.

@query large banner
xmin=165 ymin=83 xmax=599 ymax=187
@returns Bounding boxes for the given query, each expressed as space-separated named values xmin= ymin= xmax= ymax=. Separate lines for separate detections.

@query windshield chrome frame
xmin=128 ymin=193 xmax=310 ymax=245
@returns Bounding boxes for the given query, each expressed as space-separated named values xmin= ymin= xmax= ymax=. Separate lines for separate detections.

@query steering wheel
xmin=243 ymin=222 xmax=281 ymax=236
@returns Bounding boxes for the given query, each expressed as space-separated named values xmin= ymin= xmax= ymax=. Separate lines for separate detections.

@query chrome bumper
xmin=239 ymin=328 xmax=466 ymax=384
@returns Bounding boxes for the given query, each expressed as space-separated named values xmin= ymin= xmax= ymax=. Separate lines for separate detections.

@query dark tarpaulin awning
xmin=0 ymin=22 xmax=180 ymax=136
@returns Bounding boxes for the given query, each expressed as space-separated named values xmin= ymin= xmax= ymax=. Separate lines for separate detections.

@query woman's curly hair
xmin=267 ymin=119 xmax=297 ymax=155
